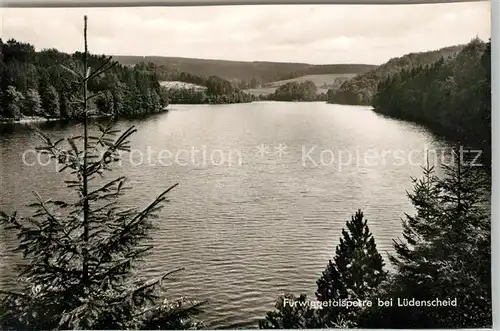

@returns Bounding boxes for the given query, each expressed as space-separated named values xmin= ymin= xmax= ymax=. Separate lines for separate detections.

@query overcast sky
xmin=0 ymin=2 xmax=491 ymax=64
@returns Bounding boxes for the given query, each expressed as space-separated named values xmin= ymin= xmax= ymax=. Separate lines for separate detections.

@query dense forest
xmin=373 ymin=38 xmax=491 ymax=153
xmin=0 ymin=39 xmax=168 ymax=121
xmin=163 ymin=78 xmax=329 ymax=104
xmin=114 ymin=55 xmax=375 ymax=88
xmin=327 ymin=45 xmax=464 ymax=105
xmin=162 ymin=87 xmax=255 ymax=104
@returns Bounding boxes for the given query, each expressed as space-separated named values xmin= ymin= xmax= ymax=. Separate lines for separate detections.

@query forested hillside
xmin=373 ymin=38 xmax=490 ymax=151
xmin=156 ymin=69 xmax=255 ymax=104
xmin=0 ymin=39 xmax=166 ymax=121
xmin=327 ymin=45 xmax=464 ymax=105
xmin=113 ymin=55 xmax=375 ymax=88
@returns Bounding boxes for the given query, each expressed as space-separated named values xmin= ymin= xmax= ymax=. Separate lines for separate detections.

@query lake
xmin=0 ymin=101 xmax=453 ymax=328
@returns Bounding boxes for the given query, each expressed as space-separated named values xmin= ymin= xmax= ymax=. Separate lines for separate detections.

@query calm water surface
xmin=0 ymin=102 xmax=451 ymax=328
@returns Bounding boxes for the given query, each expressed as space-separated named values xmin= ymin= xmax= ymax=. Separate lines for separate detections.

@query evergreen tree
xmin=259 ymin=210 xmax=386 ymax=329
xmin=358 ymin=158 xmax=491 ymax=328
xmin=149 ymin=90 xmax=162 ymax=112
xmin=59 ymin=93 xmax=74 ymax=120
xmin=315 ymin=210 xmax=387 ymax=327
xmin=1 ymin=38 xmax=168 ymax=121
xmin=0 ymin=16 xmax=204 ymax=330
xmin=40 ymin=84 xmax=60 ymax=117
xmin=23 ymin=88 xmax=42 ymax=116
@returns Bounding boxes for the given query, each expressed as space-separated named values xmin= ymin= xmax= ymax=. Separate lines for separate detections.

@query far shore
xmin=0 ymin=108 xmax=170 ymax=126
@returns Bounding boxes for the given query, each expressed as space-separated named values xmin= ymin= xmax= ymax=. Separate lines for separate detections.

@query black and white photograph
xmin=0 ymin=0 xmax=493 ymax=329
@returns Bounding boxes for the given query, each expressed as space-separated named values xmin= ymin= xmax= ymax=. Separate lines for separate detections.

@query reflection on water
xmin=0 ymin=102 xmax=452 ymax=328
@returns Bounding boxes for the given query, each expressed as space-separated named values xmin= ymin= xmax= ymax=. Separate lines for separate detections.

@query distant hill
xmin=327 ymin=45 xmax=465 ymax=105
xmin=113 ymin=55 xmax=376 ymax=85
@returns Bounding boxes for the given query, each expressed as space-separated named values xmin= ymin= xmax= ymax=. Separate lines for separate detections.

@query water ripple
xmin=0 ymin=102 xmax=451 ymax=328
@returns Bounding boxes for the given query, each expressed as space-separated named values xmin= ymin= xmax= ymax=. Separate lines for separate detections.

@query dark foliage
xmin=260 ymin=158 xmax=491 ymax=329
xmin=315 ymin=210 xmax=387 ymax=327
xmin=0 ymin=38 xmax=166 ymax=121
xmin=0 ymin=17 xmax=204 ymax=330
xmin=327 ymin=44 xmax=464 ymax=105
xmin=373 ymin=38 xmax=491 ymax=155
xmin=155 ymin=69 xmax=256 ymax=104
xmin=358 ymin=159 xmax=491 ymax=328
xmin=163 ymin=87 xmax=255 ymax=104
xmin=260 ymin=210 xmax=386 ymax=329
xmin=160 ymin=76 xmax=255 ymax=105
xmin=267 ymin=81 xmax=318 ymax=101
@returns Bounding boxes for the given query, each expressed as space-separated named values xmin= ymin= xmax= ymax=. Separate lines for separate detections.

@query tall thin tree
xmin=0 ymin=16 xmax=204 ymax=330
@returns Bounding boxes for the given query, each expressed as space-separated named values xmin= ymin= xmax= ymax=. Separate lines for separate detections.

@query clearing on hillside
xmin=160 ymin=81 xmax=207 ymax=90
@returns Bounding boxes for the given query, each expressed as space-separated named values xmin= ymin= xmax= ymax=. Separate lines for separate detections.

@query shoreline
xmin=0 ymin=108 xmax=170 ymax=126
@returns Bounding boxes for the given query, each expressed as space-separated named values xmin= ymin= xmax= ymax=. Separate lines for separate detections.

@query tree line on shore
xmin=0 ymin=39 xmax=170 ymax=122
xmin=159 ymin=72 xmax=256 ymax=105
xmin=373 ymin=38 xmax=491 ymax=152
xmin=163 ymin=87 xmax=256 ymax=104
xmin=153 ymin=66 xmax=262 ymax=90
xmin=161 ymin=77 xmax=328 ymax=104
xmin=0 ymin=38 xmax=333 ymax=115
